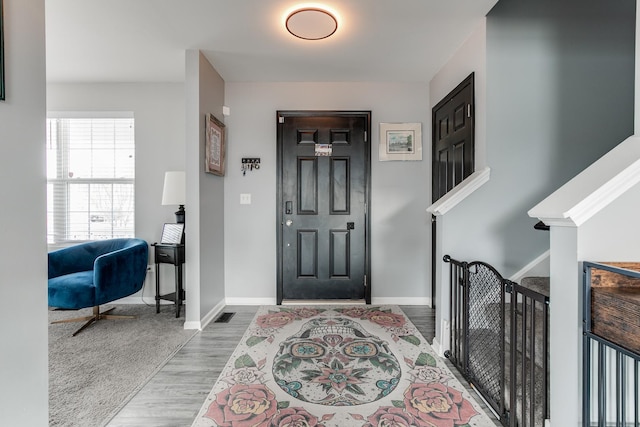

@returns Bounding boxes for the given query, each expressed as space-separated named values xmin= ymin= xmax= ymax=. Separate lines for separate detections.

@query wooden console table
xmin=152 ymin=243 xmax=185 ymax=318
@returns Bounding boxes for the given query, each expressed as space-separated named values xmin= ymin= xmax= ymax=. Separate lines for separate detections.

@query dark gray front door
xmin=277 ymin=111 xmax=371 ymax=304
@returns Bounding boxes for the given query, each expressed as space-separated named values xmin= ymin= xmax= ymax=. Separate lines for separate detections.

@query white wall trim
xmin=225 ymin=297 xmax=277 ymax=306
xmin=426 ymin=167 xmax=491 ymax=216
xmin=371 ymin=297 xmax=431 ymax=306
xmin=431 ymin=337 xmax=445 ymax=358
xmin=223 ymin=297 xmax=431 ymax=306
xmin=47 ymin=110 xmax=134 ymax=118
xmin=529 ymin=135 xmax=640 ymax=227
xmin=509 ymin=250 xmax=550 ymax=283
xmin=199 ymin=300 xmax=227 ymax=330
xmin=183 ymin=320 xmax=202 ymax=330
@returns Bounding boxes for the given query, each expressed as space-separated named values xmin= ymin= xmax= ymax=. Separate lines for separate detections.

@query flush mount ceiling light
xmin=285 ymin=6 xmax=338 ymax=40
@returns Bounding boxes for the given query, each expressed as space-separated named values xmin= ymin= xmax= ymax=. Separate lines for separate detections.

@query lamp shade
xmin=161 ymin=171 xmax=185 ymax=206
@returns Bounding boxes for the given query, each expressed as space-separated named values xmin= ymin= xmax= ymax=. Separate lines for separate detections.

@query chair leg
xmin=50 ymin=305 xmax=138 ymax=336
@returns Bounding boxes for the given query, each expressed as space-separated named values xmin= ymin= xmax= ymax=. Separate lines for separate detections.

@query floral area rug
xmin=192 ymin=305 xmax=495 ymax=427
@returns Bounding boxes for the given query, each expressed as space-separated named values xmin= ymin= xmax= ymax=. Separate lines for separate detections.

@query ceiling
xmin=45 ymin=0 xmax=499 ymax=84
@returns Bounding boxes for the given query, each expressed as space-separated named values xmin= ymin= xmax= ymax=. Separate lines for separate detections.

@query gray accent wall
xmin=0 ymin=0 xmax=48 ymax=425
xmin=441 ymin=0 xmax=635 ymax=276
xmin=431 ymin=0 xmax=635 ymax=353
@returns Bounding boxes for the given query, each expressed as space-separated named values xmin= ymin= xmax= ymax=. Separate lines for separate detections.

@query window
xmin=46 ymin=113 xmax=135 ymax=245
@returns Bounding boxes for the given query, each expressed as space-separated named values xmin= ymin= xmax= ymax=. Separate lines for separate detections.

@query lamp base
xmin=175 ymin=205 xmax=185 ymax=224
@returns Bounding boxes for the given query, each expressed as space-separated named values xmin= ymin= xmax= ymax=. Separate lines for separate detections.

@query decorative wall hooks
xmin=241 ymin=158 xmax=261 ymax=176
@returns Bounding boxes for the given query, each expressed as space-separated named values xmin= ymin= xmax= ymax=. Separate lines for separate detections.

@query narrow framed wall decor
xmin=379 ymin=122 xmax=422 ymax=161
xmin=0 ymin=0 xmax=5 ymax=101
xmin=205 ymin=113 xmax=226 ymax=176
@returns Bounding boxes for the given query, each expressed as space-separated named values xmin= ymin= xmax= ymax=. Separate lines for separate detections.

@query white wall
xmin=47 ymin=83 xmax=186 ymax=299
xmin=184 ymin=51 xmax=225 ymax=328
xmin=223 ymin=82 xmax=430 ymax=305
xmin=0 ymin=0 xmax=48 ymax=425
xmin=580 ymin=181 xmax=640 ymax=261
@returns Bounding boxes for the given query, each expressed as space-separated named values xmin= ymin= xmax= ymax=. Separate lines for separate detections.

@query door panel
xmin=431 ymin=74 xmax=475 ymax=309
xmin=329 ymin=230 xmax=349 ymax=277
xmin=330 ymin=158 xmax=349 ymax=213
xmin=277 ymin=111 xmax=371 ymax=303
xmin=298 ymin=158 xmax=318 ymax=214
xmin=432 ymin=74 xmax=474 ymax=202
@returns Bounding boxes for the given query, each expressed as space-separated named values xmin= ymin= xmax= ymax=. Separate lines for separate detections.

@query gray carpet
xmin=49 ymin=304 xmax=197 ymax=427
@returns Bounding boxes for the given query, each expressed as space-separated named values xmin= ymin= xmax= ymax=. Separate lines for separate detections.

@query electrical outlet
xmin=240 ymin=193 xmax=252 ymax=205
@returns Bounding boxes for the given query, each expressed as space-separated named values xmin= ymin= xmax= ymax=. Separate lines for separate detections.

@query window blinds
xmin=46 ymin=115 xmax=135 ymax=245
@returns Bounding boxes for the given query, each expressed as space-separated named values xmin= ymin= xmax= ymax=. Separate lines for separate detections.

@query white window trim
xmin=46 ymin=112 xmax=136 ymax=247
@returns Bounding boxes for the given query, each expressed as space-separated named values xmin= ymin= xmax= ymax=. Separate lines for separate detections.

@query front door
xmin=277 ymin=111 xmax=371 ymax=304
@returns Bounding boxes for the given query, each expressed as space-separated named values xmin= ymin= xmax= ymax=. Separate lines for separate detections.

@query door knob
xmin=285 ymin=219 xmax=293 ymax=227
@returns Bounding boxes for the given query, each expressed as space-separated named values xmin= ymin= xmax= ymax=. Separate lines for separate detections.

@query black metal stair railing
xmin=444 ymin=255 xmax=550 ymax=427
xmin=507 ymin=280 xmax=549 ymax=427
xmin=443 ymin=255 xmax=468 ymax=375
xmin=583 ymin=262 xmax=640 ymax=427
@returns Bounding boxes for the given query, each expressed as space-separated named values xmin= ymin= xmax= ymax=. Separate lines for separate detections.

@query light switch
xmin=240 ymin=193 xmax=251 ymax=205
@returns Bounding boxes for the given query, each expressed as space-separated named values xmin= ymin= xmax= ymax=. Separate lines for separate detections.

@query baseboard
xmin=282 ymin=299 xmax=366 ymax=305
xmin=198 ymin=300 xmax=227 ymax=330
xmin=225 ymin=297 xmax=277 ymax=305
xmin=509 ymin=250 xmax=550 ymax=283
xmin=183 ymin=320 xmax=201 ymax=330
xmin=371 ymin=297 xmax=431 ymax=305
xmin=225 ymin=297 xmax=431 ymax=306
xmin=223 ymin=297 xmax=431 ymax=306
xmin=431 ymin=337 xmax=445 ymax=358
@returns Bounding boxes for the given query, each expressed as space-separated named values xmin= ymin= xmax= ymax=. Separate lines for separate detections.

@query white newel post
xmin=548 ymin=226 xmax=581 ymax=426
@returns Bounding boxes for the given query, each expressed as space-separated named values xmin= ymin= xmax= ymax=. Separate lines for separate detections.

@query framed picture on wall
xmin=205 ymin=113 xmax=226 ymax=176
xmin=0 ymin=0 xmax=5 ymax=101
xmin=379 ymin=122 xmax=422 ymax=161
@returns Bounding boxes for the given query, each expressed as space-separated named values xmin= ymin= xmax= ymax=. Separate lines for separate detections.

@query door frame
xmin=276 ymin=110 xmax=372 ymax=304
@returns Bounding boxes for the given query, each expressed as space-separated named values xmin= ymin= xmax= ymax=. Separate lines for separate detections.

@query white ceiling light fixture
xmin=285 ymin=5 xmax=339 ymax=40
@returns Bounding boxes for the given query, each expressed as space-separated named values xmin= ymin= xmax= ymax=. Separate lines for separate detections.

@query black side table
xmin=152 ymin=243 xmax=185 ymax=317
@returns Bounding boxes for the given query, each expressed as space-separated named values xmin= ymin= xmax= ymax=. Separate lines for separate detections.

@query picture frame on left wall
xmin=0 ymin=0 xmax=5 ymax=101
xmin=205 ymin=113 xmax=226 ymax=176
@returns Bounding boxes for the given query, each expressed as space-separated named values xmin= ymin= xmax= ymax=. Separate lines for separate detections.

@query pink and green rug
xmin=192 ymin=305 xmax=495 ymax=427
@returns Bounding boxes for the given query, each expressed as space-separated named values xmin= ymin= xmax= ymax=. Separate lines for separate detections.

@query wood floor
xmin=106 ymin=305 xmax=499 ymax=427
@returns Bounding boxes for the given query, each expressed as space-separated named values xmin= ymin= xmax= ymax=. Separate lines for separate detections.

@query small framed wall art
xmin=379 ymin=122 xmax=422 ymax=161
xmin=205 ymin=113 xmax=226 ymax=175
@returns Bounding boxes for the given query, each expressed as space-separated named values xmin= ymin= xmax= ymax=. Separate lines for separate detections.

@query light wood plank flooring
xmin=106 ymin=305 xmax=499 ymax=426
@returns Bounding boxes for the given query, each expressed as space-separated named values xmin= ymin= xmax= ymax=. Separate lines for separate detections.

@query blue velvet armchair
xmin=48 ymin=238 xmax=149 ymax=336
